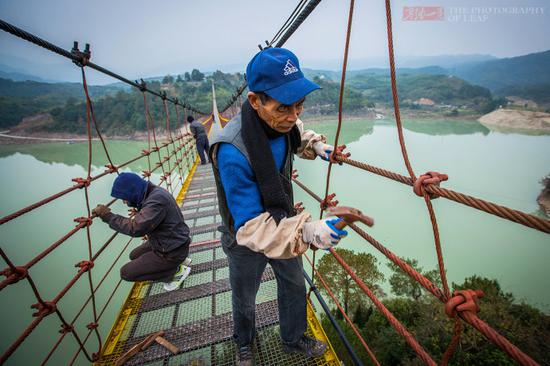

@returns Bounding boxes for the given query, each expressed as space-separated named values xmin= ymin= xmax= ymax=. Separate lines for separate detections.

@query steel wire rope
xmin=337 ymin=156 xmax=550 ymax=234
xmin=172 ymin=102 xmax=186 ymax=186
xmin=304 ymin=253 xmax=381 ymax=366
xmin=0 ymin=19 xmax=207 ymax=116
xmin=308 ymin=0 xmax=355 ymax=324
xmin=142 ymin=91 xmax=170 ymax=183
xmin=80 ymin=66 xmax=117 ymax=171
xmin=294 ymin=175 xmax=541 ymax=366
xmin=0 ymin=23 xmax=205 ymax=365
xmin=219 ymin=0 xmax=322 ymax=114
xmin=269 ymin=0 xmax=308 ymax=46
xmin=41 ymin=237 xmax=133 ymax=365
xmin=161 ymin=96 xmax=175 ymax=193
xmin=80 ymin=65 xmax=103 ymax=357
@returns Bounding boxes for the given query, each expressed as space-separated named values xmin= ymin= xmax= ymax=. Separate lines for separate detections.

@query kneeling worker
xmin=92 ymin=172 xmax=191 ymax=291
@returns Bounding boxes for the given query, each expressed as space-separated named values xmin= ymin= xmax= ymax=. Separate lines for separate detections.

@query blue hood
xmin=110 ymin=173 xmax=148 ymax=209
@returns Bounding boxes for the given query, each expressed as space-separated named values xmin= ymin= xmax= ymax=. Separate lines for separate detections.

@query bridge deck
xmin=98 ymin=162 xmax=339 ymax=365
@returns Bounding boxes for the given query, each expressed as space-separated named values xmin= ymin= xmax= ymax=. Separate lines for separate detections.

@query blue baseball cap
xmin=246 ymin=48 xmax=320 ymax=105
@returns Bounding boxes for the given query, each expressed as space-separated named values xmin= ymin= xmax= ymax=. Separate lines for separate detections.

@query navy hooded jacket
xmin=102 ymin=173 xmax=190 ymax=253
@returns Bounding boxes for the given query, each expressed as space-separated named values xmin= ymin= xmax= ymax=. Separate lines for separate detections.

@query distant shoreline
xmin=3 ymin=109 xmax=549 ymax=145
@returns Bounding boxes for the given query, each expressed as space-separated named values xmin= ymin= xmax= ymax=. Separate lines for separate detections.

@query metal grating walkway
xmin=98 ymin=162 xmax=340 ymax=366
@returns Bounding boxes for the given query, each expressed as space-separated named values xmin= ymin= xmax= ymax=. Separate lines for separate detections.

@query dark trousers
xmin=120 ymin=240 xmax=189 ymax=282
xmin=223 ymin=243 xmax=307 ymax=347
xmin=196 ymin=135 xmax=210 ymax=164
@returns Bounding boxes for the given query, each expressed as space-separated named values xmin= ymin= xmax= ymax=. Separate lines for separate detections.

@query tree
xmin=191 ymin=69 xmax=205 ymax=82
xmin=162 ymin=74 xmax=174 ymax=84
xmin=184 ymin=72 xmax=191 ymax=82
xmin=388 ymin=258 xmax=441 ymax=300
xmin=317 ymin=248 xmax=384 ymax=314
xmin=176 ymin=74 xmax=183 ymax=83
xmin=352 ymin=303 xmax=372 ymax=326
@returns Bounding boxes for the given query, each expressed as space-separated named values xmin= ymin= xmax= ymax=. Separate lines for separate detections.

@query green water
xmin=0 ymin=119 xmax=549 ymax=364
xmin=0 ymin=141 xmax=190 ymax=365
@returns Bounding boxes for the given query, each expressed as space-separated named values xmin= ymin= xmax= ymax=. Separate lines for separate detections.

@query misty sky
xmin=1 ymin=0 xmax=549 ymax=84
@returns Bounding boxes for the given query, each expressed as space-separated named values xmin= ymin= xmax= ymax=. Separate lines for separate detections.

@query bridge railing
xmin=0 ymin=19 xmax=205 ymax=364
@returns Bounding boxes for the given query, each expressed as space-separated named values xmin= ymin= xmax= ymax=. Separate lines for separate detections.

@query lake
xmin=0 ymin=118 xmax=549 ymax=365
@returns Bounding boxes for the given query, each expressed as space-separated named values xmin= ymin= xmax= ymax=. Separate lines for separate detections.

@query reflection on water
xmin=0 ymin=140 xmax=168 ymax=171
xmin=0 ymin=119 xmax=549 ymax=364
xmin=401 ymin=119 xmax=490 ymax=136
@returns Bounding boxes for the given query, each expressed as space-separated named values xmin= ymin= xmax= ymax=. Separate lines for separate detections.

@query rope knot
xmin=291 ymin=169 xmax=299 ymax=179
xmin=321 ymin=193 xmax=338 ymax=210
xmin=72 ymin=177 xmax=91 ymax=188
xmin=59 ymin=324 xmax=74 ymax=334
xmin=141 ymin=149 xmax=151 ymax=156
xmin=413 ymin=171 xmax=448 ymax=198
xmin=31 ymin=301 xmax=56 ymax=318
xmin=105 ymin=164 xmax=118 ymax=174
xmin=294 ymin=202 xmax=304 ymax=214
xmin=445 ymin=289 xmax=484 ymax=318
xmin=74 ymin=217 xmax=93 ymax=227
xmin=151 ymin=147 xmax=160 ymax=152
xmin=141 ymin=171 xmax=151 ymax=178
xmin=86 ymin=322 xmax=98 ymax=330
xmin=164 ymin=172 xmax=171 ymax=177
xmin=1 ymin=265 xmax=28 ymax=285
xmin=75 ymin=260 xmax=94 ymax=272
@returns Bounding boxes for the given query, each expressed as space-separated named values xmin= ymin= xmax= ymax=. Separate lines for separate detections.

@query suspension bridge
xmin=1 ymin=0 xmax=549 ymax=365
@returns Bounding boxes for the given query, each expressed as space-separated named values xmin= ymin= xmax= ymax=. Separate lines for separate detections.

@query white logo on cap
xmin=283 ymin=59 xmax=299 ymax=76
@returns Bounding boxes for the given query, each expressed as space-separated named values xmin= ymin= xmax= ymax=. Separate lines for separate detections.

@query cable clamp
xmin=74 ymin=217 xmax=93 ymax=227
xmin=31 ymin=301 xmax=56 ymax=318
xmin=320 ymin=193 xmax=338 ymax=210
xmin=72 ymin=177 xmax=91 ymax=188
xmin=71 ymin=41 xmax=91 ymax=67
xmin=105 ymin=164 xmax=118 ymax=174
xmin=1 ymin=266 xmax=28 ymax=285
xmin=75 ymin=260 xmax=94 ymax=272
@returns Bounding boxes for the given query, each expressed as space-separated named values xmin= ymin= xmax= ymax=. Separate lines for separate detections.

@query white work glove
xmin=302 ymin=218 xmax=348 ymax=250
xmin=313 ymin=142 xmax=334 ymax=161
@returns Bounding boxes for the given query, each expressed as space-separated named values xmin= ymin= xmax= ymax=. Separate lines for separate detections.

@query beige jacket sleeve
xmin=236 ymin=212 xmax=312 ymax=259
xmin=295 ymin=118 xmax=327 ymax=160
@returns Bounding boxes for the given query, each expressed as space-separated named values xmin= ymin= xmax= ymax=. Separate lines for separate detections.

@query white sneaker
xmin=163 ymin=263 xmax=192 ymax=292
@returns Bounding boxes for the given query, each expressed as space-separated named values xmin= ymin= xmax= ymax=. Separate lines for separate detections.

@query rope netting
xmin=0 ymin=2 xmax=322 ymax=363
xmin=0 ymin=26 xmax=205 ymax=364
xmin=218 ymin=1 xmax=549 ymax=365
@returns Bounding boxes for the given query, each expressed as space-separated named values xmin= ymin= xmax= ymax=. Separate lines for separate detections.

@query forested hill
xmin=451 ymin=50 xmax=550 ymax=92
xmin=1 ymin=69 xmax=500 ymax=134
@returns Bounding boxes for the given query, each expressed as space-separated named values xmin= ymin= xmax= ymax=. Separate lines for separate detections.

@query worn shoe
xmin=282 ymin=335 xmax=327 ymax=358
xmin=235 ymin=344 xmax=254 ymax=366
xmin=163 ymin=262 xmax=192 ymax=291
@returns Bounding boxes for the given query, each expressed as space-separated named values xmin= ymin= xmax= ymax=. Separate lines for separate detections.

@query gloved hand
xmin=313 ymin=142 xmax=334 ymax=161
xmin=313 ymin=142 xmax=350 ymax=164
xmin=92 ymin=204 xmax=111 ymax=218
xmin=302 ymin=218 xmax=348 ymax=250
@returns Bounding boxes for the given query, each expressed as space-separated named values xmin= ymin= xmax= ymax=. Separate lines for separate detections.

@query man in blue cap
xmin=209 ymin=48 xmax=349 ymax=365
xmin=92 ymin=172 xmax=192 ymax=291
